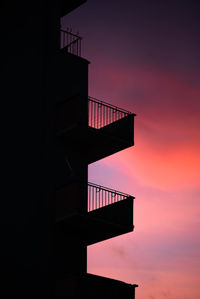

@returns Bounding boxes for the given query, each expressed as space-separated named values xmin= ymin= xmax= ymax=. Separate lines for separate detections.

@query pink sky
xmin=63 ymin=1 xmax=200 ymax=298
xmin=87 ymin=60 xmax=200 ymax=298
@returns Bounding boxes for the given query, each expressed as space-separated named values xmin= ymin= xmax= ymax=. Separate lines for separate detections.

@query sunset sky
xmin=62 ymin=1 xmax=200 ymax=298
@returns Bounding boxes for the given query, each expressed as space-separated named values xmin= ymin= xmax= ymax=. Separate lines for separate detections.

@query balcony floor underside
xmin=58 ymin=123 xmax=134 ymax=164
xmin=56 ymin=197 xmax=134 ymax=245
xmin=56 ymin=212 xmax=134 ymax=246
xmin=56 ymin=273 xmax=138 ymax=299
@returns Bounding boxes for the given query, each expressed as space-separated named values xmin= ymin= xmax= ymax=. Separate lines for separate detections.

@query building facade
xmin=56 ymin=1 xmax=138 ymax=298
xmin=1 ymin=1 xmax=137 ymax=298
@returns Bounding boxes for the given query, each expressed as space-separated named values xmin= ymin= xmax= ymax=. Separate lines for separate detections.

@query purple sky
xmin=62 ymin=1 xmax=200 ymax=298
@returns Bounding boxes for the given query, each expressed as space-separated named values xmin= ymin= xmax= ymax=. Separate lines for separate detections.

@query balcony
xmin=56 ymin=273 xmax=138 ymax=299
xmin=60 ymin=29 xmax=82 ymax=57
xmin=56 ymin=96 xmax=135 ymax=163
xmin=88 ymin=182 xmax=133 ymax=212
xmin=56 ymin=182 xmax=134 ymax=245
xmin=57 ymin=30 xmax=89 ymax=104
xmin=88 ymin=96 xmax=131 ymax=129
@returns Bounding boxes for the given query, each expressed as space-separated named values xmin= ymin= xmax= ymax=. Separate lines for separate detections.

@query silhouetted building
xmin=56 ymin=1 xmax=138 ymax=298
xmin=1 ymin=1 xmax=137 ymax=298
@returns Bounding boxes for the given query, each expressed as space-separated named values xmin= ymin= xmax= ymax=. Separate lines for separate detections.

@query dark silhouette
xmin=56 ymin=2 xmax=138 ymax=299
xmin=1 ymin=1 xmax=137 ymax=298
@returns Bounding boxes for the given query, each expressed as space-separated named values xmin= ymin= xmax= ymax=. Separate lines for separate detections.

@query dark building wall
xmin=56 ymin=53 xmax=89 ymax=104
xmin=1 ymin=1 xmax=60 ymax=298
xmin=55 ymin=61 xmax=89 ymax=278
xmin=55 ymin=48 xmax=89 ymax=280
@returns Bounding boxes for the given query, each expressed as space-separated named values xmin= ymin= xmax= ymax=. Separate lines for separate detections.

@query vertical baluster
xmin=91 ymin=100 xmax=93 ymax=127
xmin=96 ymin=103 xmax=98 ymax=128
xmin=100 ymin=104 xmax=101 ymax=128
xmin=92 ymin=100 xmax=94 ymax=127
xmin=107 ymin=106 xmax=108 ymax=126
xmin=101 ymin=104 xmax=103 ymax=128
xmin=99 ymin=188 xmax=101 ymax=208
xmin=96 ymin=188 xmax=97 ymax=209
xmin=99 ymin=104 xmax=100 ymax=129
xmin=94 ymin=101 xmax=96 ymax=127
xmin=89 ymin=186 xmax=91 ymax=212
xmin=101 ymin=103 xmax=103 ymax=128
xmin=88 ymin=99 xmax=90 ymax=126
xmin=99 ymin=104 xmax=101 ymax=128
xmin=97 ymin=103 xmax=99 ymax=129
xmin=95 ymin=101 xmax=97 ymax=128
xmin=104 ymin=104 xmax=105 ymax=127
xmin=93 ymin=100 xmax=94 ymax=127
xmin=88 ymin=185 xmax=89 ymax=212
xmin=97 ymin=104 xmax=99 ymax=129
xmin=89 ymin=100 xmax=91 ymax=127
xmin=111 ymin=108 xmax=114 ymax=123
xmin=89 ymin=185 xmax=90 ymax=212
xmin=91 ymin=100 xmax=92 ymax=127
xmin=103 ymin=104 xmax=105 ymax=127
xmin=98 ymin=188 xmax=99 ymax=208
xmin=94 ymin=101 xmax=95 ymax=128
xmin=92 ymin=186 xmax=94 ymax=211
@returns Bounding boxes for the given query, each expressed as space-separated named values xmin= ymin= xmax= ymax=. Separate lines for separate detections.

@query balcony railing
xmin=88 ymin=96 xmax=132 ymax=129
xmin=88 ymin=182 xmax=134 ymax=212
xmin=60 ymin=29 xmax=82 ymax=57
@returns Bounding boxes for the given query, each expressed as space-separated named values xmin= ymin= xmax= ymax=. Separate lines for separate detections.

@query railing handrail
xmin=88 ymin=96 xmax=132 ymax=115
xmin=88 ymin=182 xmax=134 ymax=212
xmin=88 ymin=96 xmax=135 ymax=129
xmin=88 ymin=182 xmax=134 ymax=198
xmin=60 ymin=29 xmax=82 ymax=40
xmin=60 ymin=28 xmax=82 ymax=57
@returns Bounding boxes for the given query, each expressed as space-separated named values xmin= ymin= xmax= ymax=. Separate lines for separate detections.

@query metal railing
xmin=88 ymin=96 xmax=131 ymax=129
xmin=88 ymin=182 xmax=133 ymax=212
xmin=60 ymin=29 xmax=82 ymax=57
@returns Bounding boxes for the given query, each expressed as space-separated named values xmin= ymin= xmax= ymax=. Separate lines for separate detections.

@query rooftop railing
xmin=88 ymin=96 xmax=132 ymax=129
xmin=60 ymin=29 xmax=82 ymax=57
xmin=88 ymin=182 xmax=134 ymax=212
